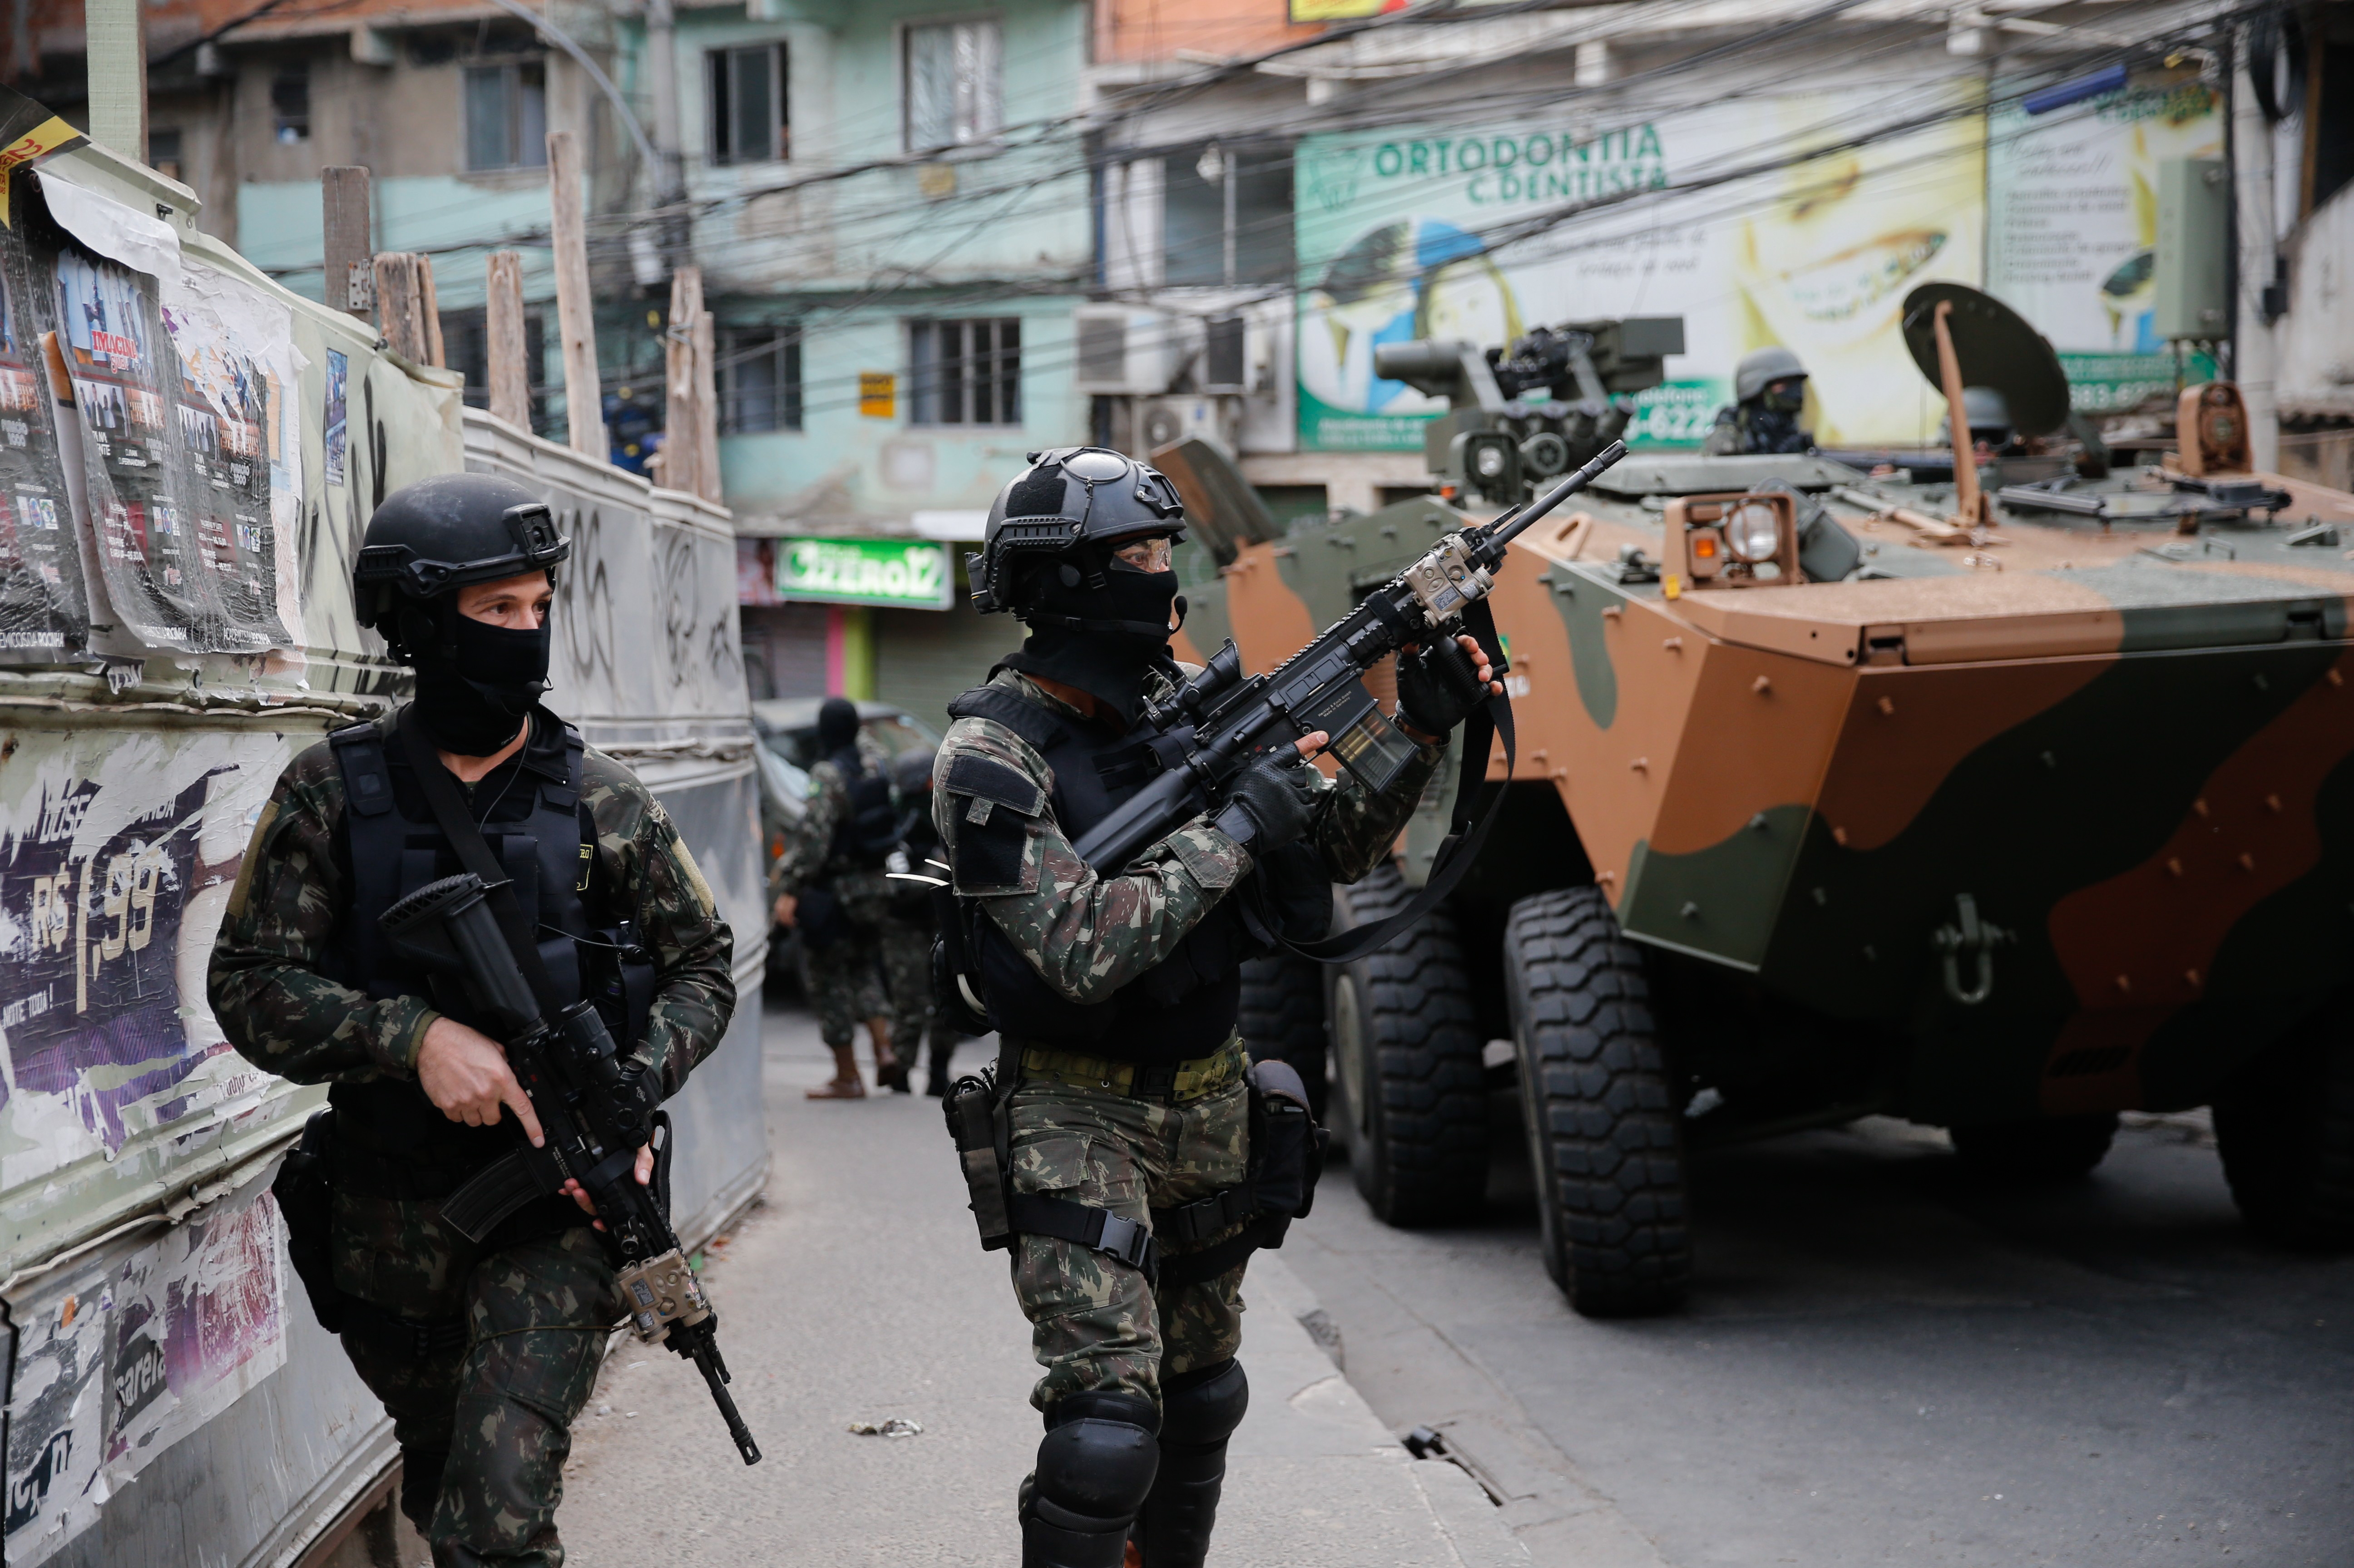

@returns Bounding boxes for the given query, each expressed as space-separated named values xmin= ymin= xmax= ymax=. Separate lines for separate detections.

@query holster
xmin=272 ymin=1107 xmax=348 ymax=1334
xmin=944 ymin=1048 xmax=1015 ymax=1250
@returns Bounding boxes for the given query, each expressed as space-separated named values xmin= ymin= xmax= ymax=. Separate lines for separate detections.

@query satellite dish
xmin=1899 ymin=282 xmax=2071 ymax=439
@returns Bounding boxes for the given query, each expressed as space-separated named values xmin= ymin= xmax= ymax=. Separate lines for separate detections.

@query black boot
xmin=1021 ymin=1392 xmax=1160 ymax=1568
xmin=1130 ymin=1360 xmax=1247 ymax=1568
xmin=925 ymin=1035 xmax=956 ymax=1097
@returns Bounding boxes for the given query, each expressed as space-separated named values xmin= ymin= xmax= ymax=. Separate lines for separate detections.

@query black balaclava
xmin=1001 ymin=550 xmax=1180 ymax=729
xmin=408 ymin=592 xmax=554 ymax=756
xmin=816 ymin=695 xmax=860 ymax=760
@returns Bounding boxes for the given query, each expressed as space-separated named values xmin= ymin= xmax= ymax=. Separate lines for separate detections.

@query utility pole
xmin=547 ymin=130 xmax=606 ymax=457
xmin=85 ymin=0 xmax=148 ymax=162
xmin=645 ymin=0 xmax=690 ymax=275
xmin=2231 ymin=27 xmax=2280 ymax=473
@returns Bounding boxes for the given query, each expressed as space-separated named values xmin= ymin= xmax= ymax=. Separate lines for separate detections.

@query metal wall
xmin=1 ymin=140 xmax=762 ymax=1568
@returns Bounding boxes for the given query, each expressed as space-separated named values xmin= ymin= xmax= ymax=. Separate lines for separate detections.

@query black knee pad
xmin=1159 ymin=1360 xmax=1248 ymax=1450
xmin=1023 ymin=1393 xmax=1160 ymax=1567
xmin=1132 ymin=1363 xmax=1247 ymax=1568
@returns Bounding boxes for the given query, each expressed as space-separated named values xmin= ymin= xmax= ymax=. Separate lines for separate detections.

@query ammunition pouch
xmin=941 ymin=1053 xmax=1326 ymax=1291
xmin=273 ymin=1107 xmax=347 ymax=1334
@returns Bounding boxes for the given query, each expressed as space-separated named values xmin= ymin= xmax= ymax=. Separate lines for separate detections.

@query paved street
xmin=1285 ymin=1093 xmax=2354 ymax=1567
xmin=558 ymin=999 xmax=1521 ymax=1567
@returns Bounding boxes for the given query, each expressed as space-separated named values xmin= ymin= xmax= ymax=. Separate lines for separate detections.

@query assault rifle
xmin=381 ymin=872 xmax=762 ymax=1466
xmin=1070 ymin=441 xmax=1627 ymax=907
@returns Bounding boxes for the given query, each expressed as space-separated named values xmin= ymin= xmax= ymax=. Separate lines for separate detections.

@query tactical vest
xmin=323 ymin=712 xmax=652 ymax=1188
xmin=827 ymin=746 xmax=902 ymax=869
xmin=945 ymin=682 xmax=1330 ymax=1064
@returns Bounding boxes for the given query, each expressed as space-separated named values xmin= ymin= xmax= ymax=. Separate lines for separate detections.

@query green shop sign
xmin=776 ymin=537 xmax=953 ymax=609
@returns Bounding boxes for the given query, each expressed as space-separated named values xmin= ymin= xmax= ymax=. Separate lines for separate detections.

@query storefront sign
xmin=775 ymin=536 xmax=952 ymax=609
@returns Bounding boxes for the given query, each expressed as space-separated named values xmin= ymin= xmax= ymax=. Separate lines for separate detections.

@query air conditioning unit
xmin=1138 ymin=395 xmax=1234 ymax=456
xmin=1073 ymin=306 xmax=1182 ymax=395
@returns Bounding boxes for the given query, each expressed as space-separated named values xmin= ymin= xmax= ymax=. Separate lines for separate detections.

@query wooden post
xmin=661 ymin=267 xmax=704 ymax=498
xmin=415 ymin=252 xmax=444 ymax=369
xmin=693 ymin=308 xmax=721 ymax=504
xmin=322 ymin=167 xmax=375 ymax=319
xmin=546 ymin=130 xmax=604 ymax=457
xmin=85 ymin=0 xmax=147 ymax=161
xmin=373 ymin=253 xmax=431 ymax=363
xmin=485 ymin=250 xmax=532 ymax=430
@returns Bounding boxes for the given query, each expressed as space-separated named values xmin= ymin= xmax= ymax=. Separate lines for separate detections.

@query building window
xmin=465 ymin=62 xmax=548 ymax=172
xmin=272 ymin=63 xmax=311 ymax=143
xmin=718 ymin=327 xmax=802 ymax=433
xmin=443 ymin=307 xmax=549 ymax=431
xmin=1162 ymin=142 xmax=1293 ymax=287
xmin=708 ymin=44 xmax=789 ymax=165
xmin=904 ymin=19 xmax=1001 ymax=154
xmin=148 ymin=128 xmax=183 ymax=182
xmin=908 ymin=317 xmax=1020 ymax=425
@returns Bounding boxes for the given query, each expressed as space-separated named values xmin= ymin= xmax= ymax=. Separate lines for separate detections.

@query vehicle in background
xmin=1170 ymin=294 xmax=2354 ymax=1320
xmin=752 ymin=698 xmax=942 ymax=990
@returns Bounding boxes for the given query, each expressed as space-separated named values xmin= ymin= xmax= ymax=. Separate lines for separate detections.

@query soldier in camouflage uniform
xmin=209 ymin=474 xmax=735 ymax=1568
xmin=771 ymin=696 xmax=909 ymax=1095
xmin=936 ymin=448 xmax=1499 ymax=1568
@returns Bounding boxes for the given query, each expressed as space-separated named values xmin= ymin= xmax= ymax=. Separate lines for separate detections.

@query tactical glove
xmin=1395 ymin=636 xmax=1491 ymax=740
xmin=1210 ymin=749 xmax=1321 ymax=853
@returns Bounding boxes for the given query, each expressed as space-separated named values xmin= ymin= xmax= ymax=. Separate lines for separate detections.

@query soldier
xmin=880 ymin=745 xmax=962 ymax=1097
xmin=1703 ymin=345 xmax=1815 ymax=455
xmin=772 ymin=696 xmax=910 ymax=1096
xmin=208 ymin=473 xmax=736 ymax=1566
xmin=935 ymin=447 xmax=1499 ymax=1568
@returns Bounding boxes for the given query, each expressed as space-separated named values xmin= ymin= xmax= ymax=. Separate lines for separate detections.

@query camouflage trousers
xmin=334 ymin=1198 xmax=620 ymax=1568
xmin=1006 ymin=1039 xmax=1253 ymax=1415
xmin=802 ymin=892 xmax=936 ymax=1053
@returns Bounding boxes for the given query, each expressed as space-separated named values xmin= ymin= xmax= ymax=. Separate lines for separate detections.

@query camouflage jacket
xmin=772 ymin=733 xmax=895 ymax=903
xmin=935 ymin=666 xmax=1441 ymax=1006
xmin=208 ymin=711 xmax=736 ymax=1098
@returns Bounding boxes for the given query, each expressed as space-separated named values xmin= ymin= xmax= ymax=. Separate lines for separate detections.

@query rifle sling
xmin=395 ymin=705 xmax=569 ymax=1020
xmin=1272 ymin=596 xmax=1516 ymax=968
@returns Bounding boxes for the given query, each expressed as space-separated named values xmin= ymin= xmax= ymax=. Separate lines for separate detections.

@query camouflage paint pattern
xmin=1006 ymin=1058 xmax=1252 ymax=1413
xmin=1189 ymin=456 xmax=2354 ymax=1124
xmin=339 ymin=1224 xmax=621 ymax=1567
xmin=936 ymin=668 xmax=1437 ymax=1007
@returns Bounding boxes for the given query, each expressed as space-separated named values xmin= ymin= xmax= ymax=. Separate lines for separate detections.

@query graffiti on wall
xmin=3 ymin=1179 xmax=288 ymax=1566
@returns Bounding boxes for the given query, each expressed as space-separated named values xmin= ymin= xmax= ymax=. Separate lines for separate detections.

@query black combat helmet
xmin=353 ymin=473 xmax=570 ymax=655
xmin=969 ymin=446 xmax=1186 ymax=619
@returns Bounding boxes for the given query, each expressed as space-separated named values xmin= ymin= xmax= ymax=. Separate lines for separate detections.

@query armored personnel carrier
xmin=1159 ymin=290 xmax=2354 ymax=1317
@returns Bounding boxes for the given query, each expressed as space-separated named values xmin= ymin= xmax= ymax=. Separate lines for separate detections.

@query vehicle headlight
xmin=1726 ymin=500 xmax=1782 ymax=562
xmin=1473 ymin=443 xmax=1508 ymax=479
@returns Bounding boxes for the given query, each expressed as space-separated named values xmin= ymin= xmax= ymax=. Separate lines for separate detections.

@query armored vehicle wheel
xmin=2213 ymin=1009 xmax=2354 ymax=1250
xmin=1326 ymin=866 xmax=1487 ymax=1226
xmin=1240 ymin=952 xmax=1330 ymax=1122
xmin=1948 ymin=1114 xmax=2118 ymax=1183
xmin=1504 ymin=885 xmax=1690 ymax=1317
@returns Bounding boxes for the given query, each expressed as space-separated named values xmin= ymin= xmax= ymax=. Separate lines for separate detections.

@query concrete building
xmin=4 ymin=0 xmax=646 ymax=445
xmin=633 ymin=0 xmax=1094 ymax=718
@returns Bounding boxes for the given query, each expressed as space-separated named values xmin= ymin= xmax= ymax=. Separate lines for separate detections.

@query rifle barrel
xmin=1484 ymin=440 xmax=1627 ymax=554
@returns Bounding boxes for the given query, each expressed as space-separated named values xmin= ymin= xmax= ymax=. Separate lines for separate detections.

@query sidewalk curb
xmin=1246 ymin=1252 xmax=1533 ymax=1567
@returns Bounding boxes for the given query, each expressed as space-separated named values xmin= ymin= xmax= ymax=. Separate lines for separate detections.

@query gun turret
xmin=1373 ymin=317 xmax=1683 ymax=506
